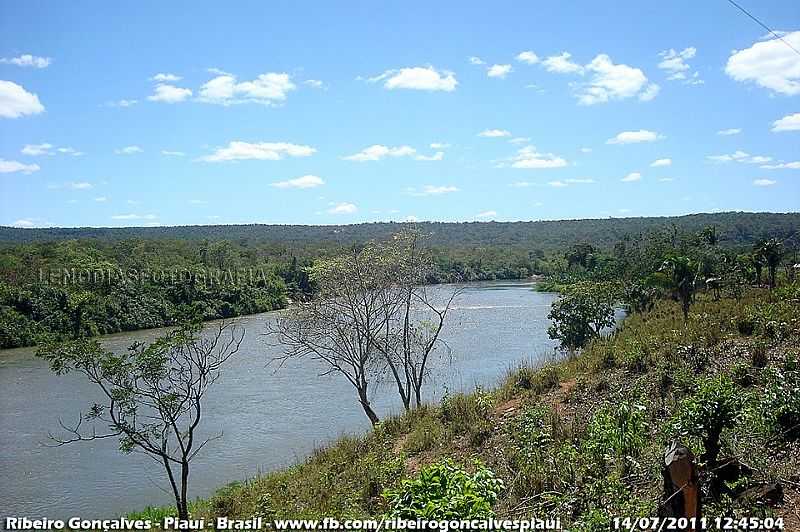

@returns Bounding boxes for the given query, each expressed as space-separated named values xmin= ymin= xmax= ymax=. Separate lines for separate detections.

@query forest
xmin=1 ymin=211 xmax=798 ymax=349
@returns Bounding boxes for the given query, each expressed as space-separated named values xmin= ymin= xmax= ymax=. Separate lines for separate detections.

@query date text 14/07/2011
xmin=613 ymin=517 xmax=785 ymax=530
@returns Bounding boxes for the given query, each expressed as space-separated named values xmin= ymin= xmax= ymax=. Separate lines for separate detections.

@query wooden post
xmin=661 ymin=440 xmax=700 ymax=531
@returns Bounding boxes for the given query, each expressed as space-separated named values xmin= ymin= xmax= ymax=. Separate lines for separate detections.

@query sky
xmin=0 ymin=1 xmax=799 ymax=228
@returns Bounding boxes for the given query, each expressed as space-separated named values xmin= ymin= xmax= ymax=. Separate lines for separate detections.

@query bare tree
xmin=37 ymin=322 xmax=243 ymax=520
xmin=267 ymin=230 xmax=460 ymax=422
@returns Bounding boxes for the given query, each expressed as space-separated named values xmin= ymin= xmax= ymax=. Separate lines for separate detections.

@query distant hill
xmin=1 ymin=212 xmax=798 ymax=250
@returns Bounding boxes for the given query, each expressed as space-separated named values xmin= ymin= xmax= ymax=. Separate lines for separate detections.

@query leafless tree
xmin=267 ymin=229 xmax=460 ymax=423
xmin=37 ymin=322 xmax=243 ymax=520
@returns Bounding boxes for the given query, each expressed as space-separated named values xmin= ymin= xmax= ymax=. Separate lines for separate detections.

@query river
xmin=0 ymin=280 xmax=561 ymax=520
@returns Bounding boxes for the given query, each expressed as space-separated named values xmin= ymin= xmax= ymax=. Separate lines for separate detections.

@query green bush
xmin=582 ymin=401 xmax=647 ymax=466
xmin=762 ymin=355 xmax=800 ymax=439
xmin=383 ymin=460 xmax=504 ymax=518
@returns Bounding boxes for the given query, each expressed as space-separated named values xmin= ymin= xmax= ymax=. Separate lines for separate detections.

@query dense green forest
xmin=1 ymin=211 xmax=798 ymax=349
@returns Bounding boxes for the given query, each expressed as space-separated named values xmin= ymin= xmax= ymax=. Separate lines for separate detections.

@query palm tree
xmin=661 ymin=256 xmax=698 ymax=322
xmin=755 ymin=238 xmax=784 ymax=289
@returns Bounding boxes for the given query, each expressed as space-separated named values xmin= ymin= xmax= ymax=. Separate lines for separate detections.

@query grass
xmin=135 ymin=286 xmax=800 ymax=528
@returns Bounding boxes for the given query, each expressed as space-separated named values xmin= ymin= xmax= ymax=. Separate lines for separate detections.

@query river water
xmin=0 ymin=280 xmax=561 ymax=520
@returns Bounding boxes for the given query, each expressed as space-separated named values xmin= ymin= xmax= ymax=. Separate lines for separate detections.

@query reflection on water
xmin=0 ymin=280 xmax=560 ymax=519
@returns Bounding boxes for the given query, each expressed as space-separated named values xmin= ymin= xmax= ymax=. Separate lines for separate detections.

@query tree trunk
xmin=178 ymin=461 xmax=189 ymax=520
xmin=357 ymin=387 xmax=380 ymax=425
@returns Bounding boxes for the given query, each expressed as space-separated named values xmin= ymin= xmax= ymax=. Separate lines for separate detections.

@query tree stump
xmin=660 ymin=441 xmax=700 ymax=530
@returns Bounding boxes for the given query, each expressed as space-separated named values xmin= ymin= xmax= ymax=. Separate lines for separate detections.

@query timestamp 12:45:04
xmin=613 ymin=516 xmax=785 ymax=530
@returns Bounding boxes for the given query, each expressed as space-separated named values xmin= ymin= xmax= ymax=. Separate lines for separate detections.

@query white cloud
xmin=658 ymin=177 xmax=674 ymax=182
xmin=94 ymin=196 xmax=108 ymax=202
xmin=161 ymin=150 xmax=185 ymax=156
xmin=303 ymin=79 xmax=325 ymax=89
xmin=772 ymin=112 xmax=800 ymax=132
xmin=516 ymin=51 xmax=540 ymax=65
xmin=21 ymin=143 xmax=53 ymax=156
xmin=107 ymin=99 xmax=138 ymax=108
xmin=148 ymin=84 xmax=192 ymax=103
xmin=548 ymin=180 xmax=569 ymax=188
xmin=430 ymin=142 xmax=450 ymax=149
xmin=11 ymin=219 xmax=36 ymax=228
xmin=111 ymin=213 xmax=158 ymax=220
xmin=760 ymin=161 xmax=800 ymax=169
xmin=469 ymin=56 xmax=485 ymax=65
xmin=199 ymin=72 xmax=296 ymax=105
xmin=650 ymin=158 xmax=672 ymax=167
xmin=475 ymin=210 xmax=497 ymax=219
xmin=407 ymin=185 xmax=459 ymax=196
xmin=706 ymin=150 xmax=771 ymax=164
xmin=0 ymin=158 xmax=40 ymax=174
xmin=415 ymin=151 xmax=444 ymax=161
xmin=328 ymin=202 xmax=357 ymax=215
xmin=69 ymin=181 xmax=93 ymax=189
xmin=509 ymin=145 xmax=568 ymax=169
xmin=753 ymin=178 xmax=776 ymax=187
xmin=565 ymin=178 xmax=595 ymax=184
xmin=343 ymin=144 xmax=416 ymax=162
xmin=510 ymin=181 xmax=533 ymax=187
xmin=115 ymin=145 xmax=143 ymax=155
xmin=487 ymin=64 xmax=512 ymax=78
xmin=717 ymin=128 xmax=742 ymax=136
xmin=658 ymin=47 xmax=701 ymax=82
xmin=607 ymin=129 xmax=663 ymax=144
xmin=542 ymin=52 xmax=584 ymax=74
xmin=478 ymin=129 xmax=511 ymax=138
xmin=150 ymin=73 xmax=181 ymax=82
xmin=725 ymin=31 xmax=800 ymax=95
xmin=622 ymin=172 xmax=642 ymax=182
xmin=22 ymin=143 xmax=81 ymax=156
xmin=200 ymin=141 xmax=315 ymax=162
xmin=576 ymin=54 xmax=658 ymax=105
xmin=580 ymin=147 xmax=592 ymax=153
xmin=1 ymin=54 xmax=51 ymax=68
xmin=510 ymin=137 xmax=531 ymax=144
xmin=272 ymin=175 xmax=325 ymax=189
xmin=369 ymin=66 xmax=457 ymax=92
xmin=0 ymin=80 xmax=45 ymax=118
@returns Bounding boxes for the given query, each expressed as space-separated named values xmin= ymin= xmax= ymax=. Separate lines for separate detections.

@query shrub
xmin=582 ymin=401 xmax=647 ymax=467
xmin=762 ymin=355 xmax=800 ymax=440
xmin=671 ymin=375 xmax=742 ymax=466
xmin=383 ymin=460 xmax=504 ymax=518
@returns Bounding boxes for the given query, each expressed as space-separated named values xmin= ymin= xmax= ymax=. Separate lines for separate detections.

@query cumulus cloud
xmin=475 ymin=210 xmax=497 ymax=219
xmin=415 ymin=151 xmax=444 ymax=161
xmin=303 ymin=79 xmax=325 ymax=89
xmin=328 ymin=202 xmax=357 ymax=214
xmin=508 ymin=145 xmax=568 ymax=169
xmin=725 ymin=31 xmax=800 ymax=95
xmin=651 ymin=158 xmax=672 ymax=167
xmin=200 ymin=141 xmax=315 ymax=162
xmin=753 ymin=178 xmax=776 ymax=187
xmin=198 ymin=72 xmax=296 ymax=105
xmin=607 ymin=130 xmax=663 ymax=144
xmin=272 ymin=175 xmax=325 ymax=189
xmin=0 ymin=80 xmax=45 ymax=118
xmin=161 ymin=150 xmax=185 ymax=156
xmin=343 ymin=145 xmax=416 ymax=162
xmin=148 ymin=84 xmax=192 ymax=103
xmin=621 ymin=172 xmax=642 ymax=182
xmin=22 ymin=143 xmax=82 ymax=156
xmin=368 ymin=66 xmax=457 ymax=92
xmin=706 ymin=150 xmax=772 ymax=164
xmin=0 ymin=158 xmax=40 ymax=174
xmin=760 ymin=161 xmax=800 ymax=169
xmin=1 ymin=54 xmax=51 ymax=68
xmin=516 ymin=51 xmax=540 ymax=65
xmin=469 ymin=56 xmax=485 ymax=65
xmin=94 ymin=196 xmax=108 ymax=202
xmin=407 ymin=185 xmax=459 ymax=196
xmin=542 ymin=52 xmax=584 ymax=74
xmin=772 ymin=112 xmax=800 ymax=132
xmin=478 ymin=129 xmax=511 ymax=138
xmin=717 ymin=128 xmax=742 ymax=136
xmin=115 ymin=145 xmax=143 ymax=155
xmin=107 ymin=99 xmax=138 ymax=108
xmin=658 ymin=47 xmax=702 ymax=83
xmin=150 ymin=73 xmax=181 ymax=82
xmin=430 ymin=142 xmax=450 ymax=149
xmin=487 ymin=64 xmax=512 ymax=78
xmin=576 ymin=55 xmax=659 ymax=105
xmin=11 ymin=219 xmax=36 ymax=227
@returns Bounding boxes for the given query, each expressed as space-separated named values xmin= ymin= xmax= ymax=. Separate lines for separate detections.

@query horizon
xmin=1 ymin=1 xmax=799 ymax=227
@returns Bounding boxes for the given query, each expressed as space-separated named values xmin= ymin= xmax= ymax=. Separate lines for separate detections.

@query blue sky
xmin=1 ymin=1 xmax=798 ymax=227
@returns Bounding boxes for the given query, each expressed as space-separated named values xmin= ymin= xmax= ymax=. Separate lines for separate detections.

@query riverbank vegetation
xmin=114 ymin=221 xmax=799 ymax=528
